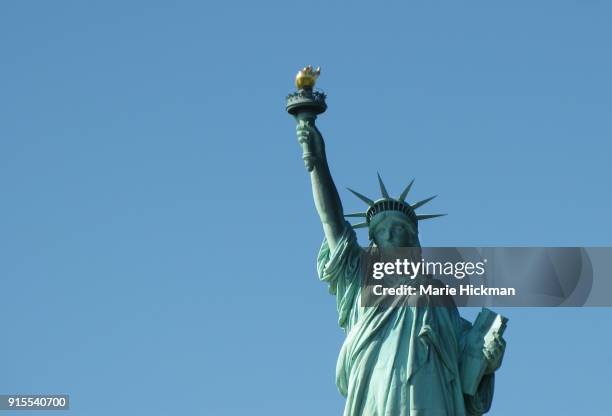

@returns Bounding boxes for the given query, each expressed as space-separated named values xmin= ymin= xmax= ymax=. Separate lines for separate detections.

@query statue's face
xmin=370 ymin=213 xmax=420 ymax=248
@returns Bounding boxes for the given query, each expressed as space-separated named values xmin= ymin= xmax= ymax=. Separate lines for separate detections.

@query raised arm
xmin=296 ymin=120 xmax=345 ymax=251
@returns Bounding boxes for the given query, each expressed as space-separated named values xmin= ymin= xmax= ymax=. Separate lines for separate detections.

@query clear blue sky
xmin=1 ymin=1 xmax=611 ymax=415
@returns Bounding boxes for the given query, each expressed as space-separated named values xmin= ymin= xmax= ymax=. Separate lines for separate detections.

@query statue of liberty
xmin=287 ymin=67 xmax=507 ymax=416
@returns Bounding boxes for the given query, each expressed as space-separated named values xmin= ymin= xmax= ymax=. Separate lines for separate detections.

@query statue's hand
xmin=296 ymin=120 xmax=325 ymax=172
xmin=483 ymin=333 xmax=506 ymax=374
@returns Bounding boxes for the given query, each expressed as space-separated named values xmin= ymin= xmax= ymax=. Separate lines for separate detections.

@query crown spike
xmin=346 ymin=188 xmax=374 ymax=206
xmin=398 ymin=179 xmax=415 ymax=202
xmin=344 ymin=212 xmax=367 ymax=218
xmin=376 ymin=172 xmax=390 ymax=199
xmin=411 ymin=195 xmax=437 ymax=210
xmin=416 ymin=214 xmax=447 ymax=220
xmin=351 ymin=221 xmax=369 ymax=229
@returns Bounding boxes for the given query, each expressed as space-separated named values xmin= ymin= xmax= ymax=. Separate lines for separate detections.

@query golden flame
xmin=295 ymin=65 xmax=321 ymax=89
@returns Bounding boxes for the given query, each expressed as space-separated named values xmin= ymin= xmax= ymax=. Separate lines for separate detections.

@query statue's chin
xmin=377 ymin=242 xmax=402 ymax=248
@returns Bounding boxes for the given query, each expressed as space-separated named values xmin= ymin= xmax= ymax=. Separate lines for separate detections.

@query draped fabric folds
xmin=317 ymin=222 xmax=494 ymax=416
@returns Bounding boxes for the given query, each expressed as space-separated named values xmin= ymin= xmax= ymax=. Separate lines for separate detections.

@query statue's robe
xmin=317 ymin=223 xmax=494 ymax=416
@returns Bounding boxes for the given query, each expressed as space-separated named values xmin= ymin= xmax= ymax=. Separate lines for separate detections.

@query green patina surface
xmin=286 ymin=68 xmax=506 ymax=416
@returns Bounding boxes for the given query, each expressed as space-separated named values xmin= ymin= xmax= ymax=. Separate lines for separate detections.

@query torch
xmin=286 ymin=65 xmax=327 ymax=170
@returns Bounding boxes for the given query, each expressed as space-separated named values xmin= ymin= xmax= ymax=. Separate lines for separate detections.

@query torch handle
xmin=295 ymin=113 xmax=318 ymax=172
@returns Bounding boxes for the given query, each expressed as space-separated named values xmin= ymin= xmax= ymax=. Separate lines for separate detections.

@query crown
xmin=345 ymin=173 xmax=446 ymax=231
